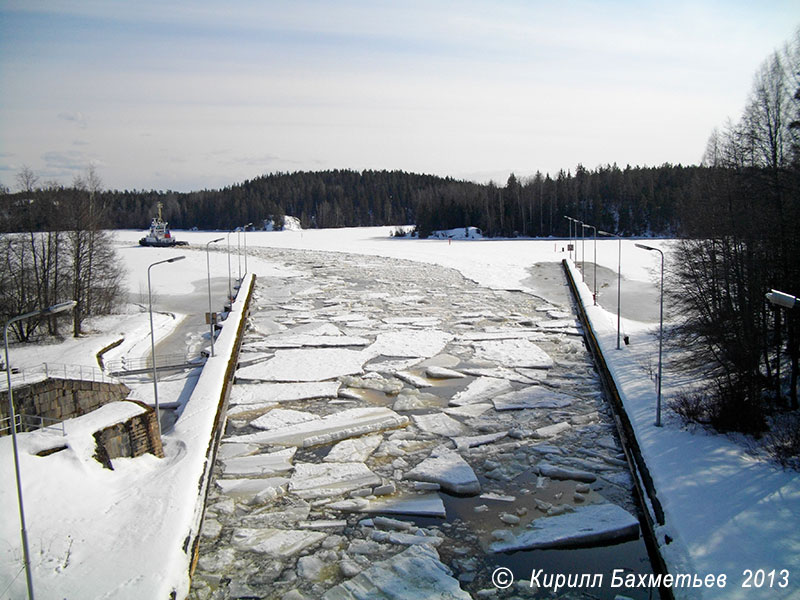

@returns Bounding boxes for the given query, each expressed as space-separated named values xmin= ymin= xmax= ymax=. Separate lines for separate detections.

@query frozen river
xmin=190 ymin=247 xmax=654 ymax=599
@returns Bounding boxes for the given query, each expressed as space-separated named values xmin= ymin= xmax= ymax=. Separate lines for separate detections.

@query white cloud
xmin=1 ymin=1 xmax=798 ymax=190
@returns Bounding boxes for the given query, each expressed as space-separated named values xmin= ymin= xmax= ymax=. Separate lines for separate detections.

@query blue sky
xmin=1 ymin=1 xmax=798 ymax=192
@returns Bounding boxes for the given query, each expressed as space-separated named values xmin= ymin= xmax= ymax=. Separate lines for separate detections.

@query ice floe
xmin=289 ymin=462 xmax=381 ymax=499
xmin=221 ymin=447 xmax=297 ymax=477
xmin=449 ymin=377 xmax=513 ymax=406
xmin=217 ymin=442 xmax=260 ymax=459
xmin=489 ymin=503 xmax=639 ymax=552
xmin=328 ymin=492 xmax=446 ymax=518
xmin=227 ymin=407 xmax=409 ymax=447
xmin=216 ymin=476 xmax=289 ymax=501
xmin=367 ymin=329 xmax=453 ymax=359
xmin=491 ymin=386 xmax=574 ymax=411
xmin=533 ymin=421 xmax=571 ymax=438
xmin=537 ymin=462 xmax=597 ymax=483
xmin=412 ymin=413 xmax=468 ymax=437
xmin=235 ymin=348 xmax=368 ymax=382
xmin=450 ymin=431 xmax=507 ymax=451
xmin=229 ymin=381 xmax=341 ymax=404
xmin=322 ymin=544 xmax=470 ymax=600
xmin=250 ymin=408 xmax=320 ymax=430
xmin=444 ymin=403 xmax=493 ymax=418
xmin=406 ymin=448 xmax=480 ymax=495
xmin=425 ymin=366 xmax=465 ymax=379
xmin=324 ymin=434 xmax=383 ymax=463
xmin=395 ymin=370 xmax=432 ymax=388
xmin=253 ymin=333 xmax=371 ymax=349
xmin=473 ymin=338 xmax=554 ymax=369
xmin=231 ymin=528 xmax=326 ymax=557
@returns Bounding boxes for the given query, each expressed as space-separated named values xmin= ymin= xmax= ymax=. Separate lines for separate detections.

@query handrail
xmin=104 ymin=353 xmax=197 ymax=374
xmin=0 ymin=413 xmax=66 ymax=436
xmin=0 ymin=362 xmax=116 ymax=391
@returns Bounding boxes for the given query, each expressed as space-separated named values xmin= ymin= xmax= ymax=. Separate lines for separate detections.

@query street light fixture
xmin=599 ymin=230 xmax=622 ymax=349
xmin=636 ymin=242 xmax=665 ymax=427
xmin=206 ymin=238 xmax=224 ymax=357
xmin=766 ymin=289 xmax=798 ymax=310
xmin=4 ymin=299 xmax=77 ymax=600
xmin=582 ymin=223 xmax=598 ymax=304
xmin=148 ymin=256 xmax=185 ymax=440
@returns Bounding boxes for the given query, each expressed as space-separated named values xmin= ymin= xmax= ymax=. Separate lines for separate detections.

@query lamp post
xmin=563 ymin=216 xmax=576 ymax=261
xmin=226 ymin=231 xmax=233 ymax=305
xmin=582 ymin=223 xmax=598 ymax=304
xmin=4 ymin=300 xmax=77 ymax=600
xmin=148 ymin=256 xmax=185 ymax=439
xmin=578 ymin=220 xmax=585 ymax=281
xmin=766 ymin=289 xmax=798 ymax=405
xmin=766 ymin=289 xmax=798 ymax=310
xmin=636 ymin=243 xmax=665 ymax=427
xmin=599 ymin=230 xmax=622 ymax=349
xmin=243 ymin=222 xmax=253 ymax=275
xmin=237 ymin=230 xmax=242 ymax=284
xmin=206 ymin=238 xmax=224 ymax=357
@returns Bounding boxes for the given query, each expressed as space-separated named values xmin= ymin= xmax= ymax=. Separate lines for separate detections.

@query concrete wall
xmin=93 ymin=400 xmax=164 ymax=468
xmin=0 ymin=378 xmax=131 ymax=433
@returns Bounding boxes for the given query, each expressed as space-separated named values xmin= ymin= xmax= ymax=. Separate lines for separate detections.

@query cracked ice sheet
xmin=366 ymin=329 xmax=453 ymax=359
xmin=449 ymin=377 xmax=512 ymax=406
xmin=229 ymin=381 xmax=341 ymax=405
xmin=289 ymin=462 xmax=381 ymax=499
xmin=492 ymin=386 xmax=574 ymax=411
xmin=451 ymin=431 xmax=507 ymax=451
xmin=216 ymin=477 xmax=289 ymax=500
xmin=221 ymin=447 xmax=297 ymax=476
xmin=327 ymin=493 xmax=446 ymax=518
xmin=489 ymin=503 xmax=639 ymax=552
xmin=231 ymin=528 xmax=325 ymax=557
xmin=406 ymin=449 xmax=480 ymax=495
xmin=412 ymin=413 xmax=468 ymax=437
xmin=473 ymin=338 xmax=554 ymax=369
xmin=254 ymin=333 xmax=371 ymax=349
xmin=324 ymin=434 xmax=382 ymax=462
xmin=225 ymin=407 xmax=408 ymax=447
xmin=235 ymin=348 xmax=368 ymax=382
xmin=250 ymin=408 xmax=319 ymax=430
xmin=322 ymin=543 xmax=470 ymax=600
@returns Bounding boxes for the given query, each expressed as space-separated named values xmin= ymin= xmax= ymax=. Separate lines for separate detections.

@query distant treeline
xmin=2 ymin=165 xmax=707 ymax=237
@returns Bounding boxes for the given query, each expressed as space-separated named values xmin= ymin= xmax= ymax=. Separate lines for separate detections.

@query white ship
xmin=139 ymin=202 xmax=188 ymax=247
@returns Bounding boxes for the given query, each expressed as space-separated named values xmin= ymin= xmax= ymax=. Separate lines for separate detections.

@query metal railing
xmin=0 ymin=362 xmax=116 ymax=392
xmin=0 ymin=413 xmax=66 ymax=436
xmin=105 ymin=353 xmax=202 ymax=375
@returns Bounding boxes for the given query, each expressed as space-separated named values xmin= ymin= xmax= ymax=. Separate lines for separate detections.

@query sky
xmin=1 ymin=1 xmax=798 ymax=192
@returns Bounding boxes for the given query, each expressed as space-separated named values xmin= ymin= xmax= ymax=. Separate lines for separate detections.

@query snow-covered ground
xmin=1 ymin=226 xmax=797 ymax=599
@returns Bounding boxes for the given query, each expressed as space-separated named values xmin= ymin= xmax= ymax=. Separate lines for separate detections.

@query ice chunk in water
xmin=406 ymin=449 xmax=480 ymax=495
xmin=489 ymin=503 xmax=639 ymax=552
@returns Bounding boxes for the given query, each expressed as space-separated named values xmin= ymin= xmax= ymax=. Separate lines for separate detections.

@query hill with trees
xmin=2 ymin=165 xmax=704 ymax=239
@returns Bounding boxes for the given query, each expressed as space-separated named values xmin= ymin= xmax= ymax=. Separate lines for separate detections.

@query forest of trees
xmin=1 ymin=164 xmax=704 ymax=239
xmin=668 ymin=32 xmax=799 ymax=463
xmin=0 ymin=150 xmax=716 ymax=240
xmin=0 ymin=167 xmax=125 ymax=342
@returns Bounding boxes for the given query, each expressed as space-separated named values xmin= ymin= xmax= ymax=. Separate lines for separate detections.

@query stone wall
xmin=0 ymin=378 xmax=131 ymax=433
xmin=93 ymin=400 xmax=164 ymax=468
